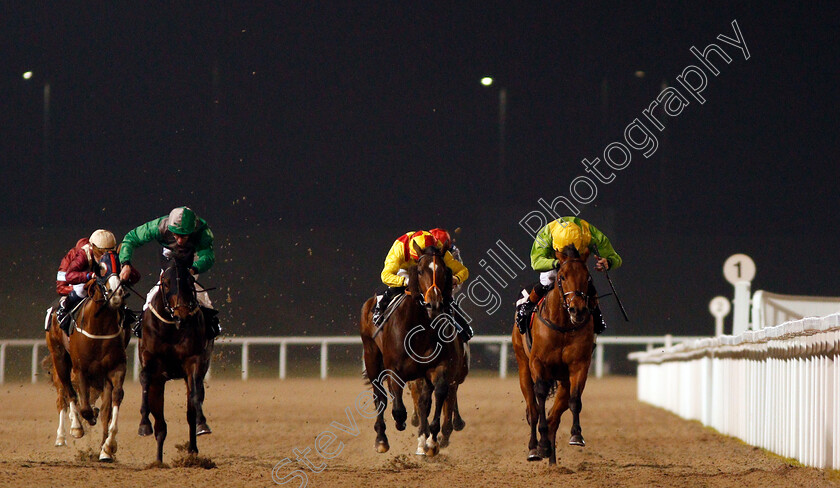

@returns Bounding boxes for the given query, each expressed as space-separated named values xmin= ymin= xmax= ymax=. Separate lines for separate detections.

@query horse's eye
xmin=560 ymin=275 xmax=565 ymax=281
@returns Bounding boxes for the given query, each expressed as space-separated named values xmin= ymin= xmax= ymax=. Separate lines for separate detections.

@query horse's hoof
xmin=92 ymin=407 xmax=100 ymax=418
xmin=55 ymin=437 xmax=66 ymax=447
xmin=70 ymin=427 xmax=84 ymax=439
xmin=453 ymin=417 xmax=466 ymax=431
xmin=410 ymin=413 xmax=419 ymax=427
xmin=527 ymin=449 xmax=542 ymax=461
xmin=138 ymin=423 xmax=153 ymax=437
xmin=424 ymin=444 xmax=439 ymax=457
xmin=538 ymin=446 xmax=552 ymax=459
xmin=196 ymin=423 xmax=212 ymax=436
xmin=439 ymin=436 xmax=450 ymax=449
xmin=375 ymin=441 xmax=390 ymax=453
xmin=569 ymin=435 xmax=585 ymax=447
xmin=104 ymin=439 xmax=118 ymax=455
xmin=414 ymin=446 xmax=426 ymax=456
xmin=395 ymin=421 xmax=406 ymax=431
xmin=98 ymin=448 xmax=114 ymax=462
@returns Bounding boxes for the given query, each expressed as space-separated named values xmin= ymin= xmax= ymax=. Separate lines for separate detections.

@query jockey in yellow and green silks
xmin=373 ymin=230 xmax=473 ymax=341
xmin=515 ymin=217 xmax=622 ymax=335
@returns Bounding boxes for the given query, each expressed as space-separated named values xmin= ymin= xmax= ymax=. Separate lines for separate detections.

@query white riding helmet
xmin=89 ymin=229 xmax=117 ymax=250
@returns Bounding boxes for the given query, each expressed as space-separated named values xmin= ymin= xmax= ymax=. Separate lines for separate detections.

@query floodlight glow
xmin=22 ymin=71 xmax=33 ymax=80
xmin=634 ymin=70 xmax=645 ymax=78
xmin=481 ymin=77 xmax=494 ymax=86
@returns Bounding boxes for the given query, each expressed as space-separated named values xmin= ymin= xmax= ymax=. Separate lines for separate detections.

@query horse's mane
xmin=560 ymin=244 xmax=581 ymax=260
xmin=169 ymin=248 xmax=195 ymax=268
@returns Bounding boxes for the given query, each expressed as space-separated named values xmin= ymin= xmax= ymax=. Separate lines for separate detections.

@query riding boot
xmin=515 ymin=283 xmax=552 ymax=334
xmin=592 ymin=306 xmax=607 ymax=334
xmin=133 ymin=311 xmax=144 ymax=338
xmin=57 ymin=292 xmax=83 ymax=335
xmin=201 ymin=306 xmax=221 ymax=339
xmin=588 ymin=281 xmax=606 ymax=334
xmin=448 ymin=300 xmax=473 ymax=342
xmin=122 ymin=307 xmax=138 ymax=332
xmin=372 ymin=286 xmax=405 ymax=326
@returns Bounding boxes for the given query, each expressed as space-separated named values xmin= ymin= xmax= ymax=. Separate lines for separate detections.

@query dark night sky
xmin=1 ymin=2 xmax=839 ymax=349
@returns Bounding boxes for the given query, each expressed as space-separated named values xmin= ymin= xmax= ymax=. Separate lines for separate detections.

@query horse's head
xmin=159 ymin=249 xmax=200 ymax=325
xmin=556 ymin=244 xmax=593 ymax=326
xmin=87 ymin=251 xmax=125 ymax=309
xmin=410 ymin=241 xmax=450 ymax=318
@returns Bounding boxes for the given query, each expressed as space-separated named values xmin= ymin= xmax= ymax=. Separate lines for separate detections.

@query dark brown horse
xmin=45 ymin=251 xmax=128 ymax=462
xmin=137 ymin=250 xmax=213 ymax=463
xmin=360 ymin=242 xmax=460 ymax=456
xmin=512 ymin=244 xmax=596 ymax=465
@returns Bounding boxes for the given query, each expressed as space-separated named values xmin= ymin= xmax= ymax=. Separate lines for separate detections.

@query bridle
xmin=414 ymin=250 xmax=447 ymax=309
xmin=557 ymin=258 xmax=594 ymax=315
xmin=75 ymin=251 xmax=124 ymax=339
xmin=151 ymin=261 xmax=200 ymax=326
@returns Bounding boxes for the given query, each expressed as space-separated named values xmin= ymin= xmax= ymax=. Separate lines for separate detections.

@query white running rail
xmin=2 ymin=334 xmax=703 ymax=384
xmin=629 ymin=313 xmax=840 ymax=470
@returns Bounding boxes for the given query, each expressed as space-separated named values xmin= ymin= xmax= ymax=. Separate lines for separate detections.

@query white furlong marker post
xmin=723 ymin=253 xmax=756 ymax=335
xmin=709 ymin=296 xmax=731 ymax=337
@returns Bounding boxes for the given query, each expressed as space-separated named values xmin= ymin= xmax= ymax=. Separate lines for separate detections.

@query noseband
xmin=558 ymin=260 xmax=593 ymax=313
xmin=151 ymin=262 xmax=200 ymax=325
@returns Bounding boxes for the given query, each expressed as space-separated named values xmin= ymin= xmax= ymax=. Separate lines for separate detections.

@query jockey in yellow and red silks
xmin=373 ymin=230 xmax=472 ymax=341
xmin=515 ymin=217 xmax=622 ymax=335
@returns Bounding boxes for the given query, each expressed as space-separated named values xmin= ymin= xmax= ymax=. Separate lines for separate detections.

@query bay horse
xmin=45 ymin=250 xmax=128 ymax=462
xmin=512 ymin=244 xmax=596 ymax=465
xmin=408 ymin=336 xmax=469 ymax=450
xmin=360 ymin=242 xmax=460 ymax=456
xmin=137 ymin=249 xmax=214 ymax=463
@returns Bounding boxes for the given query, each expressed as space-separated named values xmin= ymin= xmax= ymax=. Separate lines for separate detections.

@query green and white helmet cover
xmin=167 ymin=206 xmax=197 ymax=235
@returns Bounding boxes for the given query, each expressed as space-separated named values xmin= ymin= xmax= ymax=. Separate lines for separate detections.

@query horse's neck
xmin=543 ymin=288 xmax=570 ymax=326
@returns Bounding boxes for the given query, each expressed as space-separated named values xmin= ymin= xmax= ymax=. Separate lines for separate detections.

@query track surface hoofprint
xmin=1 ymin=377 xmax=836 ymax=487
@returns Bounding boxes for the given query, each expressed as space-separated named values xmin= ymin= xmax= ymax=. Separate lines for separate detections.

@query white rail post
xmin=279 ymin=342 xmax=287 ymax=379
xmin=0 ymin=342 xmax=6 ymax=384
xmin=595 ymin=343 xmax=604 ymax=378
xmin=31 ymin=343 xmax=39 ymax=383
xmin=499 ymin=341 xmax=508 ymax=379
xmin=242 ymin=342 xmax=249 ymax=381
xmin=133 ymin=343 xmax=140 ymax=382
xmin=320 ymin=342 xmax=328 ymax=380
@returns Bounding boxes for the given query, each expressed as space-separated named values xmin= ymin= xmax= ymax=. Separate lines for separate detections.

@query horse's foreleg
xmin=414 ymin=379 xmax=432 ymax=456
xmin=73 ymin=368 xmax=97 ymax=426
xmin=186 ymin=376 xmax=198 ymax=454
xmin=534 ymin=378 xmax=553 ymax=464
xmin=409 ymin=380 xmax=420 ymax=427
xmin=193 ymin=364 xmax=211 ymax=436
xmin=547 ymin=377 xmax=570 ymax=465
xmin=389 ymin=377 xmax=408 ymax=431
xmin=425 ymin=375 xmax=448 ymax=457
xmin=568 ymin=362 xmax=590 ymax=447
xmin=452 ymin=386 xmax=465 ymax=431
xmin=439 ymin=383 xmax=455 ymax=448
xmin=138 ymin=362 xmax=153 ymax=436
xmin=97 ymin=381 xmax=114 ymax=461
xmin=99 ymin=367 xmax=125 ymax=462
xmin=149 ymin=379 xmax=167 ymax=463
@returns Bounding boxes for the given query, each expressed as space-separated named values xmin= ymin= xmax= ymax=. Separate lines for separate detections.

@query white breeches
xmin=539 ymin=270 xmax=558 ymax=287
xmin=72 ymin=283 xmax=88 ymax=297
xmin=143 ymin=275 xmax=213 ymax=310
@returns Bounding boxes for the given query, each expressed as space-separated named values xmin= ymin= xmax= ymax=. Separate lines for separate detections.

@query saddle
xmin=372 ymin=292 xmax=408 ymax=339
xmin=45 ymin=296 xmax=88 ymax=336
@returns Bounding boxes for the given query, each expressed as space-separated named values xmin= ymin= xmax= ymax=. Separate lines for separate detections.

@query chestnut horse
xmin=360 ymin=242 xmax=460 ymax=456
xmin=512 ymin=244 xmax=596 ymax=465
xmin=45 ymin=250 xmax=128 ymax=462
xmin=137 ymin=250 xmax=213 ymax=463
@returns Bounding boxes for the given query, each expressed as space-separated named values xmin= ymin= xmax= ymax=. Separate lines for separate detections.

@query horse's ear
xmin=580 ymin=248 xmax=591 ymax=262
xmin=412 ymin=240 xmax=423 ymax=259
